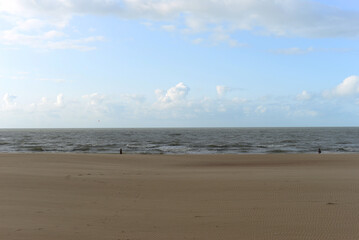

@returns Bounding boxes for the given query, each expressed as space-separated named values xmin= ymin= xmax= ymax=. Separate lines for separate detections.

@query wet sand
xmin=1 ymin=153 xmax=359 ymax=240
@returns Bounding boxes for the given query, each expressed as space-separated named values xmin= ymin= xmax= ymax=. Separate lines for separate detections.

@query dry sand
xmin=1 ymin=153 xmax=359 ymax=240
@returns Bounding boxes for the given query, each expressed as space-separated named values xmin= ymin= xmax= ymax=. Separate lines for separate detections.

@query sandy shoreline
xmin=1 ymin=153 xmax=359 ymax=239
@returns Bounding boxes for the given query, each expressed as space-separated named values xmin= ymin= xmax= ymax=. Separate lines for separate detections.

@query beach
xmin=1 ymin=153 xmax=358 ymax=240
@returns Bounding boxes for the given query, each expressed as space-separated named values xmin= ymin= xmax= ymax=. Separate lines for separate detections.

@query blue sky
xmin=0 ymin=0 xmax=359 ymax=128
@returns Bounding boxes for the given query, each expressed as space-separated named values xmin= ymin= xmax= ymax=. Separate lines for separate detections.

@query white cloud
xmin=81 ymin=93 xmax=114 ymax=117
xmin=26 ymin=93 xmax=112 ymax=118
xmin=209 ymin=26 xmax=246 ymax=47
xmin=232 ymin=97 xmax=247 ymax=104
xmin=297 ymin=90 xmax=311 ymax=101
xmin=161 ymin=24 xmax=176 ymax=32
xmin=183 ymin=17 xmax=207 ymax=33
xmin=16 ymin=18 xmax=46 ymax=32
xmin=18 ymin=92 xmax=118 ymax=127
xmin=0 ymin=1 xmax=104 ymax=50
xmin=123 ymin=94 xmax=146 ymax=103
xmin=38 ymin=77 xmax=66 ymax=83
xmin=82 ymin=93 xmax=105 ymax=106
xmin=155 ymin=82 xmax=190 ymax=108
xmin=119 ymin=0 xmax=359 ymax=38
xmin=43 ymin=30 xmax=65 ymax=39
xmin=141 ymin=21 xmax=153 ymax=27
xmin=54 ymin=93 xmax=64 ymax=107
xmin=1 ymin=0 xmax=359 ymax=51
xmin=192 ymin=38 xmax=203 ymax=44
xmin=325 ymin=76 xmax=359 ymax=97
xmin=255 ymin=105 xmax=267 ymax=114
xmin=0 ymin=85 xmax=357 ymax=127
xmin=216 ymin=85 xmax=231 ymax=97
xmin=40 ymin=97 xmax=48 ymax=105
xmin=2 ymin=93 xmax=17 ymax=110
xmin=45 ymin=36 xmax=104 ymax=51
xmin=290 ymin=109 xmax=318 ymax=117
xmin=0 ymin=26 xmax=104 ymax=50
xmin=30 ymin=94 xmax=65 ymax=111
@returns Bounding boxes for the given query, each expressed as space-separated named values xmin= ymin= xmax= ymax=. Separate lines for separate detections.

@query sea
xmin=0 ymin=127 xmax=359 ymax=154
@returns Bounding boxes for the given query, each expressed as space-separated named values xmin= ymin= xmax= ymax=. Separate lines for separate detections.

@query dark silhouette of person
xmin=318 ymin=148 xmax=321 ymax=154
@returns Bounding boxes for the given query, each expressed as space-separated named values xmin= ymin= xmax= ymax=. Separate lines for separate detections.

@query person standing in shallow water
xmin=318 ymin=148 xmax=321 ymax=154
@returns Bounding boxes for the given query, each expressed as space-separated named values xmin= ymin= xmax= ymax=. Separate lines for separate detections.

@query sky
xmin=0 ymin=0 xmax=359 ymax=128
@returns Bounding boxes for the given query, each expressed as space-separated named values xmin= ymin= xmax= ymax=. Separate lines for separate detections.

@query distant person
xmin=318 ymin=148 xmax=321 ymax=154
xmin=120 ymin=148 xmax=123 ymax=154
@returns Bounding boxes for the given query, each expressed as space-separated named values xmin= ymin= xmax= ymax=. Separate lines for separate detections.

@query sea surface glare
xmin=0 ymin=128 xmax=358 ymax=154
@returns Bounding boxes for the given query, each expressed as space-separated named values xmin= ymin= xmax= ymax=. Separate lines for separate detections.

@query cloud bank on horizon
xmin=0 ymin=0 xmax=359 ymax=127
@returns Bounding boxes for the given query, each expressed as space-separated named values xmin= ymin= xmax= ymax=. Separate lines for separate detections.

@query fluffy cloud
xmin=2 ymin=93 xmax=17 ymax=110
xmin=297 ymin=90 xmax=311 ymax=101
xmin=0 ymin=0 xmax=120 ymax=17
xmin=30 ymin=93 xmax=65 ymax=111
xmin=216 ymin=85 xmax=231 ymax=97
xmin=155 ymin=82 xmax=190 ymax=108
xmin=0 ymin=84 xmax=355 ymax=127
xmin=127 ymin=0 xmax=359 ymax=38
xmin=112 ymin=0 xmax=359 ymax=38
xmin=123 ymin=94 xmax=146 ymax=103
xmin=0 ymin=26 xmax=104 ymax=50
xmin=255 ymin=105 xmax=267 ymax=114
xmin=290 ymin=109 xmax=318 ymax=117
xmin=83 ymin=92 xmax=106 ymax=106
xmin=54 ymin=93 xmax=64 ymax=107
xmin=325 ymin=76 xmax=359 ymax=97
xmin=161 ymin=24 xmax=176 ymax=32
xmin=1 ymin=0 xmax=359 ymax=50
xmin=0 ymin=1 xmax=104 ymax=50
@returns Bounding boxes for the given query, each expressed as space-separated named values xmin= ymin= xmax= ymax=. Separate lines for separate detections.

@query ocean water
xmin=0 ymin=128 xmax=358 ymax=154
